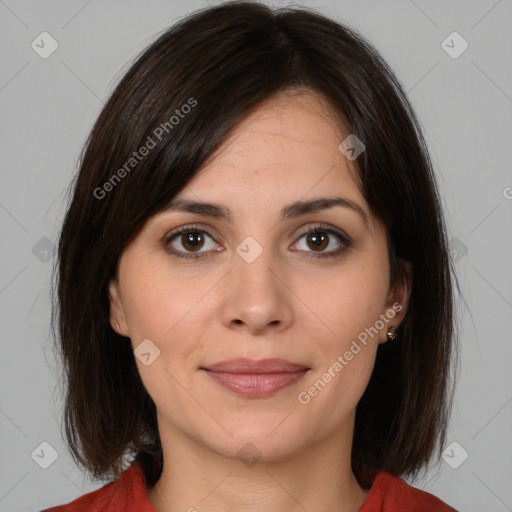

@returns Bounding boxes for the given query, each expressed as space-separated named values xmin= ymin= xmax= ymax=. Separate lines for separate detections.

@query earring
xmin=115 ymin=322 xmax=120 ymax=330
xmin=387 ymin=325 xmax=398 ymax=341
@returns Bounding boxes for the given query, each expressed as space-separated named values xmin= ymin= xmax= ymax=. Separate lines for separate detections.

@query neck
xmin=147 ymin=422 xmax=370 ymax=512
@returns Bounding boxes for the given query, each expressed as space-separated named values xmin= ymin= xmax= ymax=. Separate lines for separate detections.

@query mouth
xmin=200 ymin=358 xmax=310 ymax=398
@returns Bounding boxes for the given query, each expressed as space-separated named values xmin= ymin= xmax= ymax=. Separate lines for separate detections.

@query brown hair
xmin=52 ymin=0 xmax=460 ymax=489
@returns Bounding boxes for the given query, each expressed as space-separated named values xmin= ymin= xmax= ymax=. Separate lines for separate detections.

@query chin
xmin=200 ymin=421 xmax=308 ymax=464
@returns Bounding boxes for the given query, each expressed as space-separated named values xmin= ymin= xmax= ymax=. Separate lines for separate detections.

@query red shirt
xmin=42 ymin=460 xmax=457 ymax=511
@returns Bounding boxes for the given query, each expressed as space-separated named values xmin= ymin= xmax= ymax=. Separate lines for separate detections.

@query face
xmin=109 ymin=89 xmax=410 ymax=462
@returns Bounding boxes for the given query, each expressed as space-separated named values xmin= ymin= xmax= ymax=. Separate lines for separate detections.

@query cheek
xmin=302 ymin=259 xmax=389 ymax=417
xmin=292 ymin=258 xmax=389 ymax=349
xmin=120 ymin=261 xmax=218 ymax=369
xmin=123 ymin=280 xmax=174 ymax=338
xmin=120 ymin=269 xmax=208 ymax=401
xmin=120 ymin=258 xmax=199 ymax=335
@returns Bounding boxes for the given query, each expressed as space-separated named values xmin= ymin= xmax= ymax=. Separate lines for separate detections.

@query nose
xmin=220 ymin=244 xmax=294 ymax=336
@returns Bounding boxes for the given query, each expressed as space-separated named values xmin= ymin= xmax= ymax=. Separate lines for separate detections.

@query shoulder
xmin=359 ymin=471 xmax=459 ymax=512
xmin=40 ymin=461 xmax=155 ymax=512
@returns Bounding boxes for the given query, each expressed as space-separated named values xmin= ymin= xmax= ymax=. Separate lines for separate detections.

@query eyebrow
xmin=164 ymin=196 xmax=371 ymax=231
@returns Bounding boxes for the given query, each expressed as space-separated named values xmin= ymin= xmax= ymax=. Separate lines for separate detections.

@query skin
xmin=109 ymin=89 xmax=412 ymax=512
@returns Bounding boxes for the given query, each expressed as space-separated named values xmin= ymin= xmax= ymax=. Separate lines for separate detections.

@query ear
xmin=108 ymin=279 xmax=129 ymax=337
xmin=379 ymin=260 xmax=412 ymax=344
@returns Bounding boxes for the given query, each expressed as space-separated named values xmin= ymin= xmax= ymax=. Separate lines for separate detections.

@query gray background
xmin=1 ymin=0 xmax=511 ymax=510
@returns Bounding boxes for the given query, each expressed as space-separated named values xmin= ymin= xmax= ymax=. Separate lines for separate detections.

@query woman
xmin=43 ymin=1 xmax=460 ymax=510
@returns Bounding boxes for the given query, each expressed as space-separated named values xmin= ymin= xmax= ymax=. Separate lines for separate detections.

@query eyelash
xmin=163 ymin=223 xmax=351 ymax=260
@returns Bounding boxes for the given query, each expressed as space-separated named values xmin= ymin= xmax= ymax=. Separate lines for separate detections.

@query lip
xmin=200 ymin=358 xmax=310 ymax=398
xmin=202 ymin=357 xmax=309 ymax=374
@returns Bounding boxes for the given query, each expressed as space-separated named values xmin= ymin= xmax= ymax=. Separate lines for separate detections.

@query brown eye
xmin=292 ymin=224 xmax=351 ymax=259
xmin=164 ymin=226 xmax=220 ymax=260
xmin=179 ymin=231 xmax=205 ymax=252
xmin=305 ymin=231 xmax=329 ymax=252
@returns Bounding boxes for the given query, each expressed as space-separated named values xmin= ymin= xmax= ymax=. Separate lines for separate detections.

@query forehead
xmin=149 ymin=90 xmax=376 ymax=237
xmin=209 ymin=89 xmax=347 ymax=159
xmin=188 ymin=89 xmax=362 ymax=197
